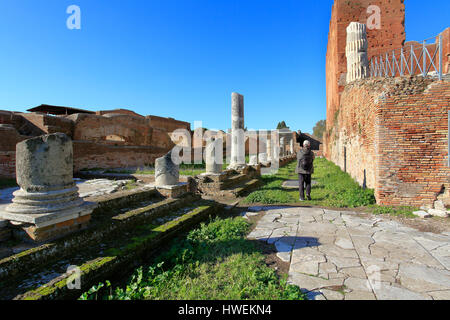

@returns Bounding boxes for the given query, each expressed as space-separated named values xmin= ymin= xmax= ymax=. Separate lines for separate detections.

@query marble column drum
xmin=205 ymin=137 xmax=223 ymax=174
xmin=346 ymin=22 xmax=369 ymax=83
xmin=155 ymin=151 xmax=180 ymax=186
xmin=0 ymin=133 xmax=96 ymax=241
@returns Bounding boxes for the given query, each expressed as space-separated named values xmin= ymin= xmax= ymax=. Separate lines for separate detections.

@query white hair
xmin=303 ymin=140 xmax=311 ymax=147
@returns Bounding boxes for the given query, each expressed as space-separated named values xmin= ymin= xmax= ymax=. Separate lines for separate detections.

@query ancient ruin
xmin=0 ymin=106 xmax=191 ymax=179
xmin=0 ymin=133 xmax=95 ymax=242
xmin=155 ymin=152 xmax=179 ymax=187
xmin=229 ymin=92 xmax=246 ymax=169
xmin=324 ymin=0 xmax=450 ymax=212
xmin=0 ymin=0 xmax=448 ymax=302
xmin=205 ymin=136 xmax=222 ymax=175
xmin=345 ymin=22 xmax=369 ymax=83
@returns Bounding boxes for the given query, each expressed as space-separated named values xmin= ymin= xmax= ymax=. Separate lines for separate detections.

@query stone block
xmin=157 ymin=183 xmax=189 ymax=199
xmin=413 ymin=211 xmax=432 ymax=218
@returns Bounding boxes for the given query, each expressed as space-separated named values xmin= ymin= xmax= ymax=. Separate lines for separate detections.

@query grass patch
xmin=244 ymin=166 xmax=297 ymax=204
xmin=244 ymin=158 xmax=376 ymax=208
xmin=367 ymin=205 xmax=417 ymax=218
xmin=80 ymin=217 xmax=306 ymax=300
xmin=0 ymin=179 xmax=18 ymax=190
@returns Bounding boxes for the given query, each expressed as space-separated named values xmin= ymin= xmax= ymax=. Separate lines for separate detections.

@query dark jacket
xmin=296 ymin=148 xmax=315 ymax=175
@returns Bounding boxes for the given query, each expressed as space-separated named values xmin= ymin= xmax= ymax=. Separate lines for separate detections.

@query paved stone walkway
xmin=245 ymin=206 xmax=450 ymax=300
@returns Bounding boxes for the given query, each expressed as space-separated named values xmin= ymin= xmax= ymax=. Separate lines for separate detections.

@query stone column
xmin=346 ymin=22 xmax=369 ymax=83
xmin=205 ymin=137 xmax=222 ymax=174
xmin=280 ymin=137 xmax=286 ymax=157
xmin=258 ymin=153 xmax=268 ymax=164
xmin=0 ymin=133 xmax=95 ymax=242
xmin=266 ymin=135 xmax=272 ymax=162
xmin=248 ymin=155 xmax=258 ymax=166
xmin=155 ymin=151 xmax=179 ymax=186
xmin=290 ymin=138 xmax=294 ymax=155
xmin=230 ymin=92 xmax=245 ymax=168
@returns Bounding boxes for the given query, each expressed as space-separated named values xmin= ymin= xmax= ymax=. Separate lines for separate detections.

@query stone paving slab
xmin=245 ymin=206 xmax=450 ymax=300
xmin=281 ymin=180 xmax=319 ymax=189
xmin=0 ymin=179 xmax=135 ymax=204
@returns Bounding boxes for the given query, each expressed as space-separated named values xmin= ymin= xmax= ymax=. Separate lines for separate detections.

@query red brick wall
xmin=20 ymin=113 xmax=74 ymax=136
xmin=326 ymin=77 xmax=389 ymax=189
xmin=96 ymin=109 xmax=145 ymax=118
xmin=146 ymin=115 xmax=191 ymax=133
xmin=376 ymin=79 xmax=450 ymax=208
xmin=326 ymin=0 xmax=405 ymax=135
xmin=0 ymin=110 xmax=189 ymax=177
xmin=0 ymin=124 xmax=29 ymax=178
xmin=327 ymin=76 xmax=449 ymax=208
xmin=67 ymin=113 xmax=153 ymax=146
xmin=73 ymin=141 xmax=168 ymax=172
xmin=0 ymin=151 xmax=16 ymax=178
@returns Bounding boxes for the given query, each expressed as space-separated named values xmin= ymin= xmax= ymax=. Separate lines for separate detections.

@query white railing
xmin=369 ymin=33 xmax=443 ymax=80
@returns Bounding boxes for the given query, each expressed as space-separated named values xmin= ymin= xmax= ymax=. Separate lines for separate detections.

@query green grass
xmin=245 ymin=158 xmax=376 ymax=208
xmin=244 ymin=158 xmax=418 ymax=216
xmin=367 ymin=205 xmax=417 ymax=218
xmin=101 ymin=157 xmax=253 ymax=177
xmin=244 ymin=166 xmax=297 ymax=204
xmin=0 ymin=179 xmax=18 ymax=190
xmin=79 ymin=217 xmax=306 ymax=300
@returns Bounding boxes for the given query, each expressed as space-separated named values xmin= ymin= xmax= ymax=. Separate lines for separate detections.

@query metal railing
xmin=369 ymin=33 xmax=443 ymax=80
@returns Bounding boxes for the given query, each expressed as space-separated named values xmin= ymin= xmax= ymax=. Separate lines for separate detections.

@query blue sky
xmin=0 ymin=0 xmax=448 ymax=133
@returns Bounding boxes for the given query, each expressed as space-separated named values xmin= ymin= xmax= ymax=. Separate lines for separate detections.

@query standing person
xmin=296 ymin=140 xmax=315 ymax=201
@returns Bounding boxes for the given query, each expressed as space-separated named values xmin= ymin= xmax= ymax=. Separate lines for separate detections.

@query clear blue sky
xmin=0 ymin=0 xmax=448 ymax=133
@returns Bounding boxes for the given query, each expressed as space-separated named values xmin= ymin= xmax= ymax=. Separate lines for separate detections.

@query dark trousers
xmin=298 ymin=174 xmax=311 ymax=199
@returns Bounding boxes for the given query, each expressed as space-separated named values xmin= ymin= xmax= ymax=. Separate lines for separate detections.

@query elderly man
xmin=296 ymin=140 xmax=315 ymax=201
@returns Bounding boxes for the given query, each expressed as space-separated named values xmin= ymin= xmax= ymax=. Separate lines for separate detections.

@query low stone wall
xmin=0 ymin=188 xmax=199 ymax=283
xmin=279 ymin=154 xmax=297 ymax=167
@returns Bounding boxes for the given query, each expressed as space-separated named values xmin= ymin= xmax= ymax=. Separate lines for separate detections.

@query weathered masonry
xmin=0 ymin=106 xmax=191 ymax=178
xmin=324 ymin=0 xmax=450 ymax=209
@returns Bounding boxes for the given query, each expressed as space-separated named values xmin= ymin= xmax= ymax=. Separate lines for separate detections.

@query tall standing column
xmin=266 ymin=134 xmax=272 ymax=162
xmin=280 ymin=137 xmax=286 ymax=157
xmin=230 ymin=92 xmax=245 ymax=168
xmin=346 ymin=22 xmax=369 ymax=83
xmin=290 ymin=138 xmax=294 ymax=155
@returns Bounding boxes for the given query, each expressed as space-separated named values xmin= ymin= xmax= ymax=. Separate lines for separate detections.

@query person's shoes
xmin=299 ymin=197 xmax=305 ymax=202
xmin=307 ymin=195 xmax=312 ymax=201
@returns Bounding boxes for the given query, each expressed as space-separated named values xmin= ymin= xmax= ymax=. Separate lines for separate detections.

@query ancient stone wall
xmin=146 ymin=115 xmax=191 ymax=133
xmin=0 ymin=108 xmax=190 ymax=177
xmin=376 ymin=79 xmax=450 ymax=208
xmin=67 ymin=113 xmax=153 ymax=146
xmin=19 ymin=113 xmax=74 ymax=137
xmin=0 ymin=112 xmax=32 ymax=178
xmin=72 ymin=142 xmax=168 ymax=172
xmin=326 ymin=0 xmax=405 ymax=135
xmin=327 ymin=78 xmax=386 ymax=189
xmin=327 ymin=76 xmax=449 ymax=207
